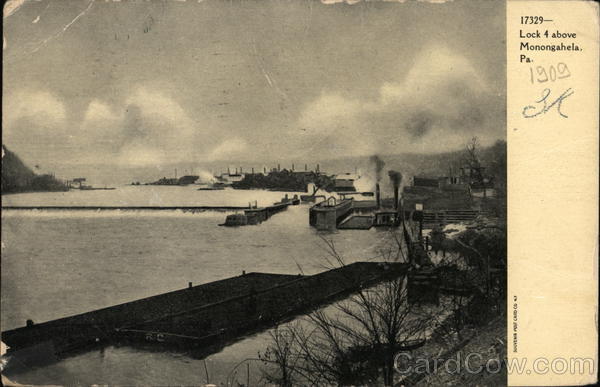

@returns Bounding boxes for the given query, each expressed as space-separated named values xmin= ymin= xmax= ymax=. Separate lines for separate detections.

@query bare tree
xmin=430 ymin=223 xmax=507 ymax=332
xmin=299 ymin=278 xmax=436 ymax=385
xmin=465 ymin=137 xmax=481 ymax=166
xmin=260 ymin=235 xmax=438 ymax=386
xmin=258 ymin=324 xmax=304 ymax=387
xmin=464 ymin=136 xmax=488 ymax=198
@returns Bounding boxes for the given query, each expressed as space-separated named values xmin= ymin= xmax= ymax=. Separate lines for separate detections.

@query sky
xmin=3 ymin=0 xmax=506 ymax=172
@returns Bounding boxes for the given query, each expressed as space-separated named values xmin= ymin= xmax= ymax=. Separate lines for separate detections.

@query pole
xmin=203 ymin=359 xmax=210 ymax=385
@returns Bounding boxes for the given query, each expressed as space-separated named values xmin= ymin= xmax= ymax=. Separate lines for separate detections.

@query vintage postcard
xmin=1 ymin=0 xmax=597 ymax=386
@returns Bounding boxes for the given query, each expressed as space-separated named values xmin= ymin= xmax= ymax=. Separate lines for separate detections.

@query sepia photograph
xmin=2 ymin=0 xmax=507 ymax=385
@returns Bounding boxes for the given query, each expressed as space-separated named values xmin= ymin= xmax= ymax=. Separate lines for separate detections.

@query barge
xmin=2 ymin=262 xmax=409 ymax=358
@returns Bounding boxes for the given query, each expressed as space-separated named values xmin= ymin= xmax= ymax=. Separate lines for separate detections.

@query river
xmin=1 ymin=186 xmax=400 ymax=385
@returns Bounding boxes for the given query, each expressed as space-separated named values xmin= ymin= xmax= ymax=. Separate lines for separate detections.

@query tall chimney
xmin=376 ymin=183 xmax=381 ymax=208
xmin=278 ymin=163 xmax=281 ymax=171
xmin=240 ymin=167 xmax=243 ymax=174
xmin=305 ymin=164 xmax=308 ymax=171
xmin=316 ymin=164 xmax=320 ymax=173
xmin=252 ymin=167 xmax=255 ymax=174
xmin=292 ymin=163 xmax=295 ymax=171
xmin=394 ymin=185 xmax=399 ymax=211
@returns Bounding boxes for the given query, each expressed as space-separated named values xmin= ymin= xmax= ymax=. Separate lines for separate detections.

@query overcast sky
xmin=3 ymin=0 xmax=505 ymax=170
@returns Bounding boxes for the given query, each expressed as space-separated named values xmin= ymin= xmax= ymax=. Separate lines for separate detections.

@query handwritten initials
xmin=522 ymin=88 xmax=574 ymax=118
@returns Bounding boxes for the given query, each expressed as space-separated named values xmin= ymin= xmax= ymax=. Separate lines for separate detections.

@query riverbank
xmin=411 ymin=315 xmax=506 ymax=386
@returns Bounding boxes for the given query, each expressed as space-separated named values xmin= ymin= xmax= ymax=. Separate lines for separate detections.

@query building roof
xmin=352 ymin=200 xmax=377 ymax=209
xmin=334 ymin=179 xmax=356 ymax=188
xmin=413 ymin=176 xmax=440 ymax=188
xmin=334 ymin=172 xmax=360 ymax=180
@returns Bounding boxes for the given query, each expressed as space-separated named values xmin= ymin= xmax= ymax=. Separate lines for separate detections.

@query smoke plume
xmin=197 ymin=169 xmax=216 ymax=183
xmin=388 ymin=170 xmax=403 ymax=187
xmin=370 ymin=155 xmax=385 ymax=182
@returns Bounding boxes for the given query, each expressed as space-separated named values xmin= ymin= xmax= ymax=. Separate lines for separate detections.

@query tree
xmin=258 ymin=324 xmax=303 ymax=387
xmin=433 ymin=221 xmax=507 ymax=326
xmin=463 ymin=137 xmax=487 ymax=197
xmin=260 ymin=235 xmax=437 ymax=386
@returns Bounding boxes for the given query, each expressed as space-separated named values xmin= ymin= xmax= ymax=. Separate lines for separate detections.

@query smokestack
xmin=292 ymin=163 xmax=294 ymax=171
xmin=376 ymin=183 xmax=381 ymax=208
xmin=388 ymin=170 xmax=403 ymax=211
xmin=305 ymin=164 xmax=308 ymax=171
xmin=240 ymin=167 xmax=243 ymax=174
xmin=228 ymin=167 xmax=231 ymax=175
xmin=316 ymin=164 xmax=320 ymax=173
xmin=278 ymin=163 xmax=281 ymax=171
xmin=252 ymin=167 xmax=255 ymax=174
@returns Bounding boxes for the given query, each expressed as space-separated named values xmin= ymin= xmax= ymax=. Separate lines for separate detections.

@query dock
xmin=221 ymin=195 xmax=298 ymax=226
xmin=243 ymin=202 xmax=289 ymax=224
xmin=337 ymin=214 xmax=374 ymax=230
xmin=422 ymin=209 xmax=486 ymax=227
xmin=308 ymin=198 xmax=353 ymax=231
xmin=2 ymin=262 xmax=409 ymax=357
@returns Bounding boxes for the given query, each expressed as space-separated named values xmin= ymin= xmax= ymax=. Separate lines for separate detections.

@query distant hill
xmin=3 ymin=140 xmax=506 ymax=191
xmin=318 ymin=140 xmax=506 ymax=187
xmin=1 ymin=145 xmax=69 ymax=194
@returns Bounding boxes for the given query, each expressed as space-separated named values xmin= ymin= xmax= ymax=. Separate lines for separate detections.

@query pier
xmin=2 ymin=262 xmax=409 ymax=357
xmin=243 ymin=202 xmax=289 ymax=224
xmin=221 ymin=196 xmax=298 ymax=226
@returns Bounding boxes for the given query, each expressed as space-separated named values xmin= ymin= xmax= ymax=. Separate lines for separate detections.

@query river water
xmin=1 ymin=186 xmax=399 ymax=385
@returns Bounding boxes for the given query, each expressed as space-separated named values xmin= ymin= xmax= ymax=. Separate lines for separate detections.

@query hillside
xmin=0 ymin=141 xmax=507 ymax=192
xmin=318 ymin=140 xmax=506 ymax=188
xmin=1 ymin=145 xmax=69 ymax=194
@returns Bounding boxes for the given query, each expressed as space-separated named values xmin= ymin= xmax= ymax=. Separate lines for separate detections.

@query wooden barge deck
xmin=2 ymin=262 xmax=409 ymax=357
